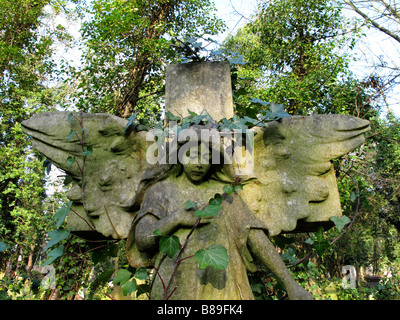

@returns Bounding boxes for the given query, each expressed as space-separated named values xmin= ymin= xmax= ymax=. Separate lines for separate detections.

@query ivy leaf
xmin=313 ymin=241 xmax=330 ymax=256
xmin=312 ymin=227 xmax=330 ymax=256
xmin=123 ymin=114 xmax=137 ymax=133
xmin=209 ymin=193 xmax=222 ymax=205
xmin=269 ymin=102 xmax=290 ymax=119
xmin=305 ymin=237 xmax=314 ymax=245
xmin=43 ymin=158 xmax=52 ymax=175
xmin=113 ymin=269 xmax=132 ymax=286
xmin=249 ymin=98 xmax=270 ymax=106
xmin=165 ymin=111 xmax=180 ymax=122
xmin=223 ymin=185 xmax=235 ymax=194
xmin=66 ymin=156 xmax=75 ymax=167
xmin=43 ymin=229 xmax=70 ymax=252
xmin=159 ymin=235 xmax=181 ymax=258
xmin=228 ymin=55 xmax=247 ymax=65
xmin=42 ymin=245 xmax=64 ymax=266
xmin=63 ymin=175 xmax=73 ymax=186
xmin=350 ymin=192 xmax=358 ymax=202
xmin=153 ymin=229 xmax=162 ymax=236
xmin=66 ymin=129 xmax=76 ymax=141
xmin=273 ymin=235 xmax=295 ymax=250
xmin=123 ymin=279 xmax=138 ymax=296
xmin=92 ymin=243 xmax=119 ymax=264
xmin=194 ymin=244 xmax=229 ymax=269
xmin=82 ymin=145 xmax=93 ymax=156
xmin=53 ymin=201 xmax=72 ymax=227
xmin=134 ymin=267 xmax=148 ymax=280
xmin=194 ymin=204 xmax=221 ymax=218
xmin=96 ymin=268 xmax=115 ymax=284
xmin=330 ymin=215 xmax=351 ymax=232
xmin=184 ymin=200 xmax=198 ymax=210
xmin=281 ymin=247 xmax=297 ymax=264
xmin=0 ymin=242 xmax=10 ymax=252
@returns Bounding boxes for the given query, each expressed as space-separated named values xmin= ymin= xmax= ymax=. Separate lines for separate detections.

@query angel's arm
xmin=134 ymin=209 xmax=206 ymax=252
xmin=247 ymin=229 xmax=313 ymax=300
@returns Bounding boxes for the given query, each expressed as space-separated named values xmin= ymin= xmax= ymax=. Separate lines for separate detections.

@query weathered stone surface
xmin=22 ymin=112 xmax=154 ymax=239
xmin=247 ymin=114 xmax=370 ymax=236
xmin=127 ymin=173 xmax=262 ymax=300
xmin=22 ymin=62 xmax=370 ymax=300
xmin=165 ymin=61 xmax=234 ymax=121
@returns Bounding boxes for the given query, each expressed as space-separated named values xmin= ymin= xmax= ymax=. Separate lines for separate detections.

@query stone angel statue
xmin=22 ymin=62 xmax=370 ymax=300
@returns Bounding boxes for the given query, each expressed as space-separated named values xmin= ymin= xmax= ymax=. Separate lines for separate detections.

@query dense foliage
xmin=1 ymin=0 xmax=400 ymax=300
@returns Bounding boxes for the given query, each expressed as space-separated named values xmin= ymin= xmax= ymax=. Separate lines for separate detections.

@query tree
xmin=222 ymin=0 xmax=400 ymax=297
xmin=69 ymin=0 xmax=225 ymax=120
xmin=0 ymin=0 xmax=78 ymax=279
xmin=343 ymin=0 xmax=400 ymax=45
xmin=224 ymin=0 xmax=367 ymax=116
xmin=341 ymin=0 xmax=400 ymax=115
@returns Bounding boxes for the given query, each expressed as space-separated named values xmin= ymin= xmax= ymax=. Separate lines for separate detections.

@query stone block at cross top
xmin=165 ymin=61 xmax=234 ymax=121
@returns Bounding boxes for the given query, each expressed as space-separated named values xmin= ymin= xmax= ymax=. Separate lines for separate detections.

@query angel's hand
xmin=172 ymin=208 xmax=214 ymax=228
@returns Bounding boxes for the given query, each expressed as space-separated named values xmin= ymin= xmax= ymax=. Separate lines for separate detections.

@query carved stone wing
xmin=245 ymin=114 xmax=370 ymax=236
xmin=22 ymin=112 xmax=155 ymax=239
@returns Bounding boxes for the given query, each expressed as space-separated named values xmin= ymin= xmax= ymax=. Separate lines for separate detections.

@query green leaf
xmin=269 ymin=103 xmax=290 ymax=119
xmin=281 ymin=247 xmax=297 ymax=264
xmin=153 ymin=229 xmax=162 ymax=236
xmin=194 ymin=204 xmax=221 ymax=218
xmin=43 ymin=158 xmax=52 ymax=175
xmin=123 ymin=279 xmax=137 ymax=296
xmin=165 ymin=111 xmax=180 ymax=122
xmin=194 ymin=244 xmax=229 ymax=269
xmin=184 ymin=200 xmax=198 ymax=210
xmin=82 ymin=145 xmax=93 ymax=156
xmin=228 ymin=55 xmax=247 ymax=65
xmin=134 ymin=267 xmax=148 ymax=280
xmin=223 ymin=185 xmax=235 ymax=194
xmin=209 ymin=193 xmax=222 ymax=205
xmin=312 ymin=227 xmax=330 ymax=256
xmin=68 ymin=113 xmax=74 ymax=123
xmin=273 ymin=235 xmax=295 ymax=250
xmin=66 ymin=156 xmax=75 ymax=167
xmin=249 ymin=98 xmax=270 ymax=106
xmin=123 ymin=114 xmax=137 ymax=133
xmin=0 ymin=242 xmax=10 ymax=252
xmin=330 ymin=215 xmax=351 ymax=232
xmin=42 ymin=245 xmax=64 ymax=266
xmin=63 ymin=175 xmax=73 ymax=186
xmin=159 ymin=235 xmax=181 ymax=258
xmin=92 ymin=243 xmax=119 ymax=264
xmin=350 ymin=191 xmax=358 ymax=202
xmin=53 ymin=201 xmax=72 ymax=227
xmin=305 ymin=237 xmax=314 ymax=245
xmin=96 ymin=268 xmax=115 ymax=284
xmin=43 ymin=229 xmax=70 ymax=252
xmin=313 ymin=241 xmax=330 ymax=256
xmin=113 ymin=269 xmax=132 ymax=286
xmin=66 ymin=129 xmax=76 ymax=141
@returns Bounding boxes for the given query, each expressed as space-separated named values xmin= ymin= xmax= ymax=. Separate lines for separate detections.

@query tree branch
xmin=344 ymin=0 xmax=400 ymax=44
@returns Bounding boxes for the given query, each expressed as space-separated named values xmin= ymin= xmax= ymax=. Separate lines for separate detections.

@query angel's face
xmin=183 ymin=144 xmax=212 ymax=183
